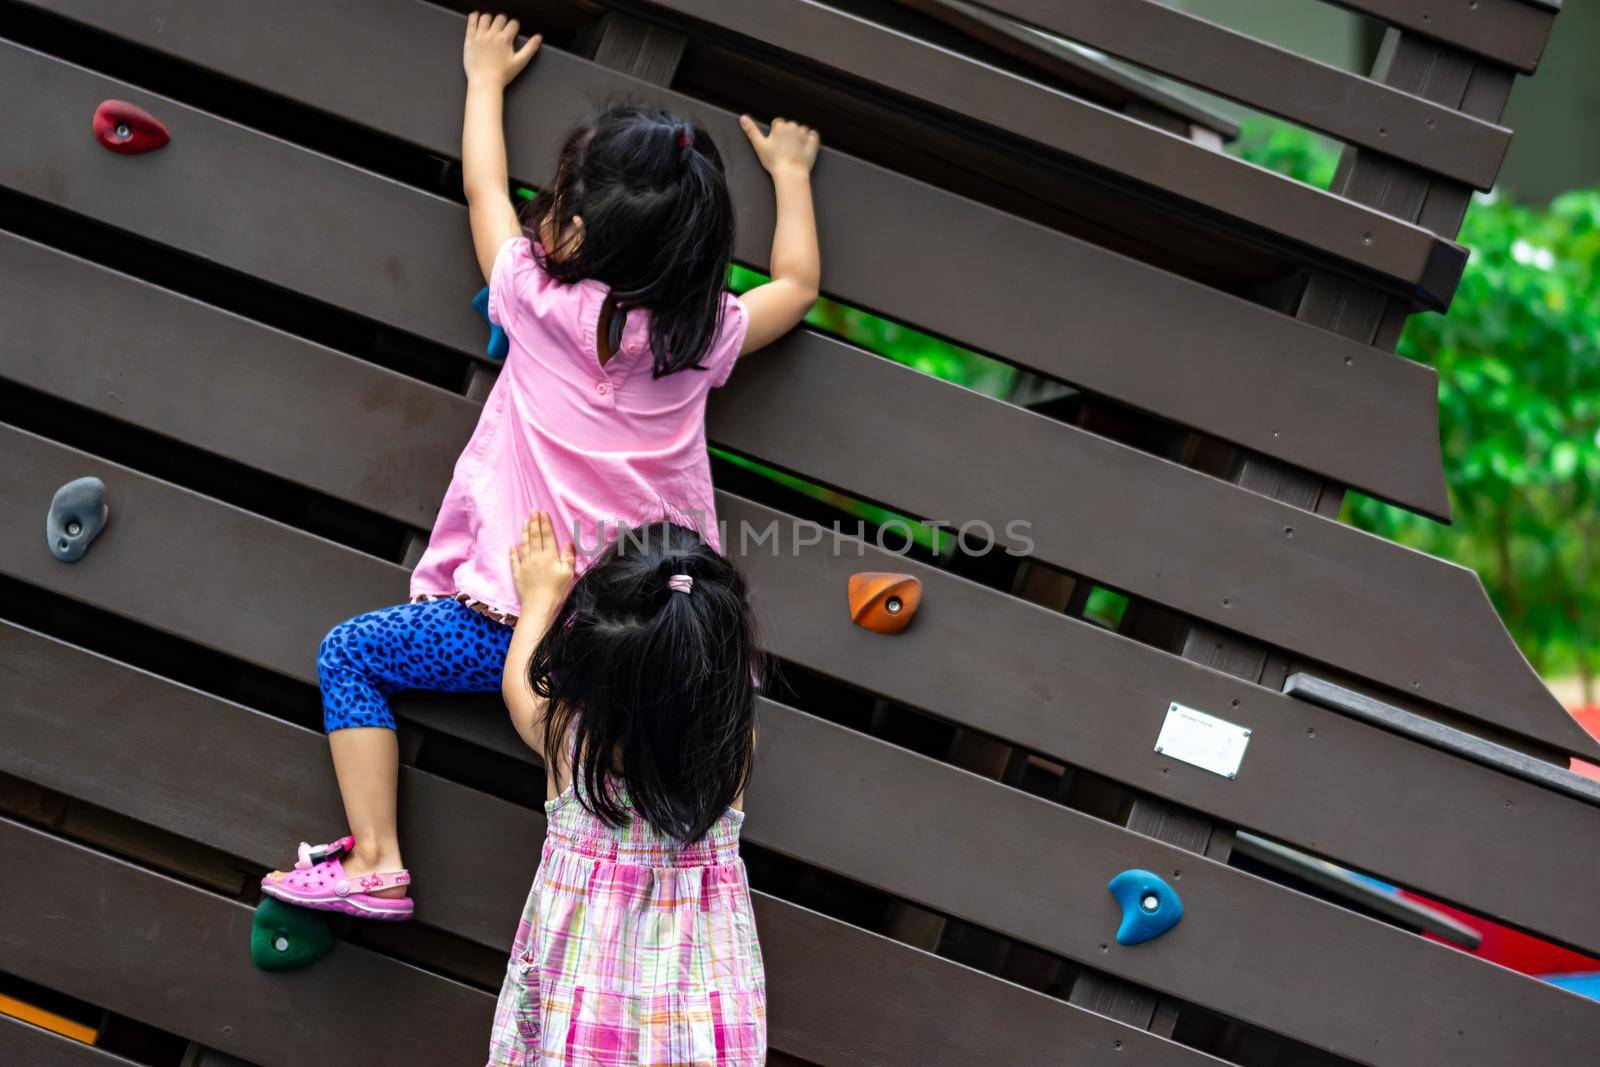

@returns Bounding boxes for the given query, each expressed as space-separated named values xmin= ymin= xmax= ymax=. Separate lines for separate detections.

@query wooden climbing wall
xmin=1 ymin=0 xmax=1597 ymax=1063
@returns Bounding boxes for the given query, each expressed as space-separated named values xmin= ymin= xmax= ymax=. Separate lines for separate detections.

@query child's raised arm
xmin=462 ymin=13 xmax=542 ymax=283
xmin=502 ymin=511 xmax=574 ymax=760
xmin=736 ymin=116 xmax=822 ymax=355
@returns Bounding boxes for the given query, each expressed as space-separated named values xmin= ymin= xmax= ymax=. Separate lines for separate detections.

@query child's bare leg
xmin=265 ymin=727 xmax=407 ymax=896
xmin=264 ymin=599 xmax=512 ymax=898
xmin=329 ymin=726 xmax=407 ymax=896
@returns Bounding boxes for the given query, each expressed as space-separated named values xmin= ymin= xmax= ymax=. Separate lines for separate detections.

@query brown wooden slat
xmin=589 ymin=10 xmax=686 ymax=84
xmin=5 ymin=243 xmax=1591 ymax=956
xmin=0 ymin=236 xmax=469 ymax=531
xmin=2 ymin=5 xmax=1454 ymax=519
xmin=0 ymin=1016 xmax=138 ymax=1067
xmin=0 ymin=624 xmax=1213 ymax=1067
xmin=0 ymin=40 xmax=483 ymax=356
xmin=3 ymin=231 xmax=1582 ymax=759
xmin=706 ymin=347 xmax=1588 ymax=757
xmin=1327 ymin=0 xmax=1556 ymax=74
xmin=712 ymin=496 xmax=1600 ymax=955
xmin=0 ymin=819 xmax=493 ymax=1067
xmin=629 ymin=0 xmax=1467 ymax=306
xmin=852 ymin=0 xmax=1239 ymax=136
xmin=743 ymin=710 xmax=1600 ymax=1067
xmin=394 ymin=677 xmax=1600 ymax=1066
xmin=944 ymin=0 xmax=1511 ymax=189
xmin=4 ymin=452 xmax=1599 ymax=1064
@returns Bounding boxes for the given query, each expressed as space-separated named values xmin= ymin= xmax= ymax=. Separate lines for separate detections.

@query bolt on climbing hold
xmin=473 ymin=286 xmax=509 ymax=360
xmin=847 ymin=572 xmax=922 ymax=634
xmin=1107 ymin=869 xmax=1183 ymax=946
xmin=93 ymin=100 xmax=170 ymax=154
xmin=250 ymin=896 xmax=334 ymax=971
xmin=47 ymin=477 xmax=109 ymax=562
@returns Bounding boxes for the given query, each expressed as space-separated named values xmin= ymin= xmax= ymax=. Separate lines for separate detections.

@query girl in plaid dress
xmin=491 ymin=511 xmax=766 ymax=1065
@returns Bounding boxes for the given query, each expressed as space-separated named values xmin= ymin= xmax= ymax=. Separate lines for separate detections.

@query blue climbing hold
xmin=1108 ymin=869 xmax=1183 ymax=946
xmin=473 ymin=285 xmax=508 ymax=360
xmin=47 ymin=476 xmax=109 ymax=562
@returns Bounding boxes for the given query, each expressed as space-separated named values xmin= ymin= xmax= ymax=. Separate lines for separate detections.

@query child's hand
xmin=463 ymin=12 xmax=541 ymax=89
xmin=510 ymin=510 xmax=576 ymax=610
xmin=739 ymin=116 xmax=820 ymax=178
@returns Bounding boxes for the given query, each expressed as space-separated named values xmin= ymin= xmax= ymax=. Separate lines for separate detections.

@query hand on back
xmin=463 ymin=12 xmax=541 ymax=88
xmin=510 ymin=511 xmax=576 ymax=610
xmin=739 ymin=116 xmax=821 ymax=177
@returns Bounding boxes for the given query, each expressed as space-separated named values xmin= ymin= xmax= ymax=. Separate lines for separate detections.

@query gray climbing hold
xmin=47 ymin=477 xmax=109 ymax=562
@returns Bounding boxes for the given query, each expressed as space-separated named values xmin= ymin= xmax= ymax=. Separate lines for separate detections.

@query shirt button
xmin=596 ymin=381 xmax=610 ymax=396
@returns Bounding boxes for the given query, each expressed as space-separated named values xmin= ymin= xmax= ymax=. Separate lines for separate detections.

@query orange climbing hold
xmin=847 ymin=572 xmax=922 ymax=634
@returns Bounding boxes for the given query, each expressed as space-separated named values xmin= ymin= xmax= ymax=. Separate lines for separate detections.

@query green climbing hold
xmin=250 ymin=896 xmax=334 ymax=971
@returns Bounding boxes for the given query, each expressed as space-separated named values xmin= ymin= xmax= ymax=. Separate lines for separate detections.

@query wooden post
xmin=586 ymin=12 xmax=687 ymax=87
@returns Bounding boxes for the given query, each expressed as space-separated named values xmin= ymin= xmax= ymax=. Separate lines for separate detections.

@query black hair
xmin=531 ymin=521 xmax=760 ymax=842
xmin=525 ymin=104 xmax=734 ymax=378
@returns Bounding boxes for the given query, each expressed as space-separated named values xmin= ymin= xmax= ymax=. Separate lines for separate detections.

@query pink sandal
xmin=260 ymin=836 xmax=414 ymax=921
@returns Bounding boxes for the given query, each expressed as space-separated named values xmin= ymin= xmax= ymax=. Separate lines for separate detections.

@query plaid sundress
xmin=486 ymin=777 xmax=766 ymax=1066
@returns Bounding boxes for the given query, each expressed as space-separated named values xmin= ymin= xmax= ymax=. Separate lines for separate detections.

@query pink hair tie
xmin=667 ymin=574 xmax=694 ymax=595
xmin=676 ymin=128 xmax=693 ymax=151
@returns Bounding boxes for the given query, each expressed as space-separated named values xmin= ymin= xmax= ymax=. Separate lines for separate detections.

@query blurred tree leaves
xmin=1232 ymin=120 xmax=1600 ymax=698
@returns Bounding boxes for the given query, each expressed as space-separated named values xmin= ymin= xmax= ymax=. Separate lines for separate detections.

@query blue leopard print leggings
xmin=319 ymin=599 xmax=514 ymax=732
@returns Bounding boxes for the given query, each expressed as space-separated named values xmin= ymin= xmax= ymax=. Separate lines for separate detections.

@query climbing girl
xmin=488 ymin=511 xmax=765 ymax=1064
xmin=262 ymin=12 xmax=819 ymax=919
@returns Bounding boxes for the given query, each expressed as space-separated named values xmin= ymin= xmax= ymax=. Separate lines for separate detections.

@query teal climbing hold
xmin=473 ymin=286 xmax=509 ymax=360
xmin=250 ymin=896 xmax=334 ymax=971
xmin=1108 ymin=869 xmax=1182 ymax=946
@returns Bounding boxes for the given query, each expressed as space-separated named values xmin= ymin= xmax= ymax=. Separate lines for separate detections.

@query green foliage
xmin=1227 ymin=121 xmax=1341 ymax=190
xmin=728 ymin=264 xmax=1015 ymax=397
xmin=1232 ymin=118 xmax=1600 ymax=693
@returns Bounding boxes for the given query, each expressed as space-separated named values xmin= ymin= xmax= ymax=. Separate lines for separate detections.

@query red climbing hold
xmin=93 ymin=100 xmax=169 ymax=154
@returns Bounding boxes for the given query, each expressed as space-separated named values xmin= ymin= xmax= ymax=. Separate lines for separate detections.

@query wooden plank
xmin=0 ymin=1016 xmax=138 ymax=1067
xmin=1327 ymin=0 xmax=1556 ymax=73
xmin=5 ymin=237 xmax=1597 ymax=813
xmin=861 ymin=0 xmax=1239 ymax=137
xmin=630 ymin=0 xmax=1467 ymax=305
xmin=0 ymin=819 xmax=494 ymax=1067
xmin=589 ymin=10 xmax=686 ymax=85
xmin=715 ymin=497 xmax=1600 ymax=955
xmin=397 ymin=680 xmax=1600 ymax=1066
xmin=0 ymin=625 xmax=1214 ymax=1067
xmin=945 ymin=0 xmax=1512 ymax=189
xmin=5 ymin=243 xmax=1597 ymax=825
xmin=2 ymin=6 xmax=1454 ymax=519
xmin=706 ymin=345 xmax=1586 ymax=757
xmin=0 ymin=234 xmax=468 ymax=531
xmin=8 ymin=267 xmax=1588 ymax=960
xmin=746 ymin=896 xmax=1203 ymax=1066
xmin=1 ymin=236 xmax=1578 ymax=757
xmin=0 ymin=39 xmax=483 ymax=358
xmin=5 ymin=627 xmax=1596 ymax=1067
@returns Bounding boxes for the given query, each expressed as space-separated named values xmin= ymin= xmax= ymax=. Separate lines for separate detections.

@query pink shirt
xmin=410 ymin=236 xmax=747 ymax=619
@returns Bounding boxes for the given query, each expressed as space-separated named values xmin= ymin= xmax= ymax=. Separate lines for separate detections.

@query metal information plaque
xmin=1155 ymin=702 xmax=1252 ymax=779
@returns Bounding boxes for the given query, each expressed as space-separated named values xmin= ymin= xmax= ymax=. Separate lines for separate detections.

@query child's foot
xmin=262 ymin=837 xmax=413 ymax=920
xmin=326 ymin=843 xmax=410 ymax=900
